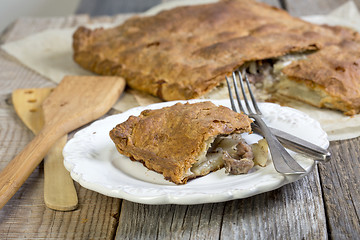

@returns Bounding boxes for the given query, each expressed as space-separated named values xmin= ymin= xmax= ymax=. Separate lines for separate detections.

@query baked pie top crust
xmin=73 ymin=0 xmax=359 ymax=102
xmin=281 ymin=40 xmax=360 ymax=115
xmin=109 ymin=101 xmax=252 ymax=184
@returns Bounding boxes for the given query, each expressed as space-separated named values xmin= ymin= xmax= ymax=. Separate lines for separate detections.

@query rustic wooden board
xmin=76 ymin=0 xmax=282 ymax=16
xmin=77 ymin=0 xmax=163 ymax=15
xmin=319 ymin=140 xmax=360 ymax=239
xmin=285 ymin=0 xmax=360 ymax=16
xmin=0 ymin=0 xmax=359 ymax=239
xmin=116 ymin=170 xmax=327 ymax=239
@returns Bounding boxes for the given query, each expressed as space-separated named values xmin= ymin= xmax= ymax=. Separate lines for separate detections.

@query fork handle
xmin=252 ymin=124 xmax=331 ymax=162
xmin=252 ymin=115 xmax=306 ymax=174
xmin=269 ymin=127 xmax=331 ymax=162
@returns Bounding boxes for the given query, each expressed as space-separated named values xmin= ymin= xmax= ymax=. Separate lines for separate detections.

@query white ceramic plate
xmin=63 ymin=99 xmax=329 ymax=205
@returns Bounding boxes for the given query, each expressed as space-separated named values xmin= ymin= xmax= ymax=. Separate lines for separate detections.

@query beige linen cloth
xmin=1 ymin=0 xmax=360 ymax=141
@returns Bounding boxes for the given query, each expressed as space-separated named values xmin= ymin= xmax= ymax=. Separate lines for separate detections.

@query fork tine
xmin=225 ymin=76 xmax=237 ymax=112
xmin=244 ymin=74 xmax=262 ymax=114
xmin=236 ymin=71 xmax=253 ymax=115
xmin=231 ymin=72 xmax=245 ymax=113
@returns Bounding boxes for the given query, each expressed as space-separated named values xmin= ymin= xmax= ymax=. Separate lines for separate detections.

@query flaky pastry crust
xmin=73 ymin=0 xmax=359 ymax=102
xmin=109 ymin=101 xmax=252 ymax=184
xmin=281 ymin=40 xmax=360 ymax=115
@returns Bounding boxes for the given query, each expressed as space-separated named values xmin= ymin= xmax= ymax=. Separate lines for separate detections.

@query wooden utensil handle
xmin=44 ymin=135 xmax=78 ymax=211
xmin=0 ymin=126 xmax=59 ymax=209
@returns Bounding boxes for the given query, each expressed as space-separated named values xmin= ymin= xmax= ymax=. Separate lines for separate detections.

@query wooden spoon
xmin=12 ymin=87 xmax=78 ymax=211
xmin=0 ymin=76 xmax=126 ymax=209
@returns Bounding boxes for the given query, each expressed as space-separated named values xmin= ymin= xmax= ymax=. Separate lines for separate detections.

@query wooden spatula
xmin=12 ymin=87 xmax=78 ymax=211
xmin=0 ymin=76 xmax=126 ymax=209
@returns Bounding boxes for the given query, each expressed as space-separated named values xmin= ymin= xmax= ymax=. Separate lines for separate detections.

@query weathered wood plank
xmin=220 ymin=168 xmax=327 ymax=239
xmin=0 ymin=15 xmax=90 ymax=44
xmin=76 ymin=0 xmax=162 ymax=15
xmin=285 ymin=0 xmax=360 ymax=16
xmin=116 ymin=201 xmax=224 ymax=240
xmin=76 ymin=0 xmax=282 ymax=17
xmin=258 ymin=0 xmax=281 ymax=8
xmin=319 ymin=140 xmax=360 ymax=239
xmin=115 ymin=169 xmax=327 ymax=239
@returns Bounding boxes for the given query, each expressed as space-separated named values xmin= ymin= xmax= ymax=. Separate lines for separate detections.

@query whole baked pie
xmin=73 ymin=0 xmax=360 ymax=115
xmin=109 ymin=102 xmax=254 ymax=184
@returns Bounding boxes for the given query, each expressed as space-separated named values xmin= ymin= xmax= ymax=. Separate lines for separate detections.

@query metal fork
xmin=226 ymin=71 xmax=306 ymax=174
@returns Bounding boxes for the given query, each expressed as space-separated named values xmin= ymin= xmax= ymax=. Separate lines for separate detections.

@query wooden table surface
xmin=0 ymin=0 xmax=359 ymax=239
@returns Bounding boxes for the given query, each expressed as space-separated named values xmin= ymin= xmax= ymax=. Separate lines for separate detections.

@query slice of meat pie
xmin=109 ymin=101 xmax=253 ymax=184
xmin=240 ymin=39 xmax=360 ymax=115
xmin=277 ymin=40 xmax=360 ymax=115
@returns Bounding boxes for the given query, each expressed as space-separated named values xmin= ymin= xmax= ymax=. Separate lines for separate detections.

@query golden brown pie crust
xmin=281 ymin=40 xmax=360 ymax=115
xmin=109 ymin=101 xmax=252 ymax=184
xmin=73 ymin=0 xmax=359 ymax=102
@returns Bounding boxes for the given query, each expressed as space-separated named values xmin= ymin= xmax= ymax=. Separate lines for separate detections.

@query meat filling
xmin=223 ymin=151 xmax=254 ymax=175
xmin=239 ymin=52 xmax=314 ymax=103
xmin=188 ymin=134 xmax=258 ymax=178
xmin=223 ymin=139 xmax=255 ymax=175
